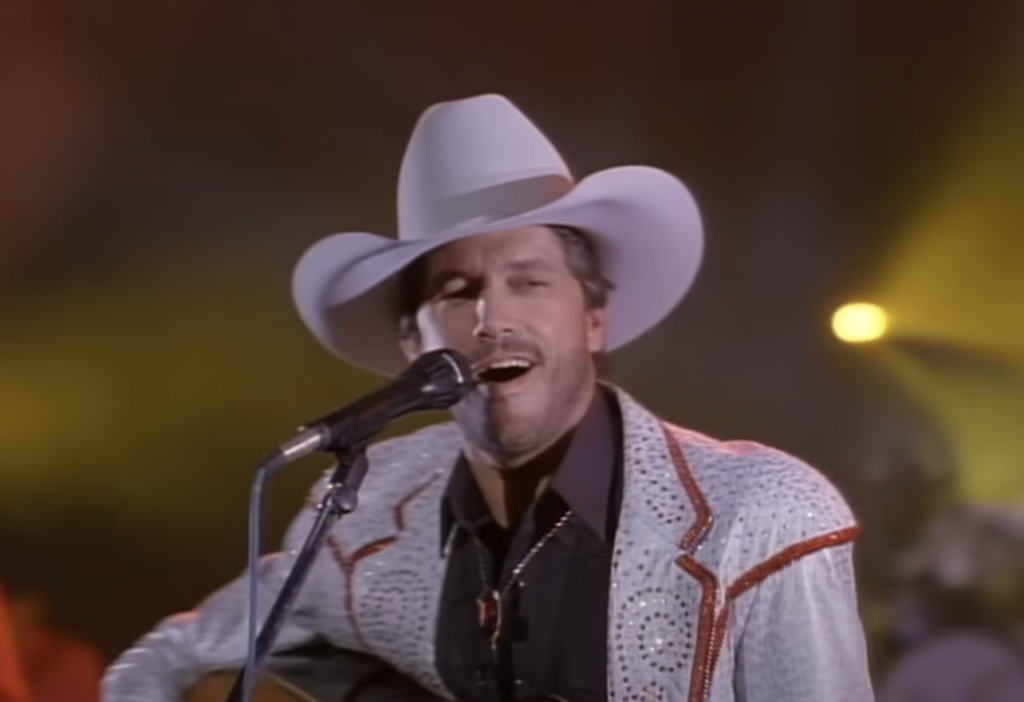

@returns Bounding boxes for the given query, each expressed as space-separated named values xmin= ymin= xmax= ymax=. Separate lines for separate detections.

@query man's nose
xmin=472 ymin=295 xmax=518 ymax=340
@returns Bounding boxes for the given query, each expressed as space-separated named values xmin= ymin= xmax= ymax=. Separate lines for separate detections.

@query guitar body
xmin=186 ymin=670 xmax=316 ymax=702
xmin=183 ymin=645 xmax=443 ymax=702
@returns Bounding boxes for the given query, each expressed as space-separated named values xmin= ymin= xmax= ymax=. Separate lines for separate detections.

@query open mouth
xmin=474 ymin=358 xmax=535 ymax=385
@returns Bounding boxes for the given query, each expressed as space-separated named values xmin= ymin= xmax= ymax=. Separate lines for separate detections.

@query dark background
xmin=1 ymin=0 xmax=1023 ymax=675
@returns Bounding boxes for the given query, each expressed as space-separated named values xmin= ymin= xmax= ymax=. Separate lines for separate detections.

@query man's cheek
xmin=419 ymin=317 xmax=471 ymax=350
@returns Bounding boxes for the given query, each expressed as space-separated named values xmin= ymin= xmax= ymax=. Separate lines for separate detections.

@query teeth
xmin=486 ymin=359 xmax=531 ymax=370
xmin=474 ymin=358 xmax=534 ymax=377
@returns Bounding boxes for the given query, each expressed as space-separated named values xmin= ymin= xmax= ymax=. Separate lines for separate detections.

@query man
xmin=102 ymin=94 xmax=874 ymax=701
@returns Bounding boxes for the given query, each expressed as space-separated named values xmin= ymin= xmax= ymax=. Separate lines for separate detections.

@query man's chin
xmin=478 ymin=374 xmax=535 ymax=400
xmin=457 ymin=397 xmax=540 ymax=447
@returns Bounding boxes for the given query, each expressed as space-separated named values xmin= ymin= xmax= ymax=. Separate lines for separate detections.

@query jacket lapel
xmin=608 ymin=389 xmax=717 ymax=702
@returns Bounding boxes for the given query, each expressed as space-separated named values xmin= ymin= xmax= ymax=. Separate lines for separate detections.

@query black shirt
xmin=434 ymin=388 xmax=623 ymax=702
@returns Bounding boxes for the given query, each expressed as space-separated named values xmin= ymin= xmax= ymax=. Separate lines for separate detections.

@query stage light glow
xmin=832 ymin=303 xmax=888 ymax=343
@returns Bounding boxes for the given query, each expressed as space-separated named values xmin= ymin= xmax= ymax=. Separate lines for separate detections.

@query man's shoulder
xmin=305 ymin=421 xmax=462 ymax=504
xmin=365 ymin=421 xmax=462 ymax=470
xmin=663 ymin=422 xmax=858 ymax=541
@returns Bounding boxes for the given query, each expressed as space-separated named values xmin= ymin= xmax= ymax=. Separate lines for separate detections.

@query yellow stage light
xmin=832 ymin=303 xmax=888 ymax=344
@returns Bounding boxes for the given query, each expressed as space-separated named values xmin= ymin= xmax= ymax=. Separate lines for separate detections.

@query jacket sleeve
xmin=733 ymin=541 xmax=875 ymax=702
xmin=101 ymin=483 xmax=339 ymax=702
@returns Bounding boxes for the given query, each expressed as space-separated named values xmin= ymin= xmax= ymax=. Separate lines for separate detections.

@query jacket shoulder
xmin=666 ymin=424 xmax=859 ymax=554
xmin=366 ymin=422 xmax=462 ymax=472
xmin=306 ymin=421 xmax=462 ymax=505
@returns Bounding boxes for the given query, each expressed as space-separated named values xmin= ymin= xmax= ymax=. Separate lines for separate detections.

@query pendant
xmin=477 ymin=589 xmax=502 ymax=639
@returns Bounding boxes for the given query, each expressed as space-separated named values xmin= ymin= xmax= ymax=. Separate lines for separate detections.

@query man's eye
xmin=438 ymin=287 xmax=475 ymax=302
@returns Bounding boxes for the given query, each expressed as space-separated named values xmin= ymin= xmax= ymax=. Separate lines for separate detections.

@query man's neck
xmin=465 ymin=442 xmax=568 ymax=530
xmin=464 ymin=385 xmax=598 ymax=529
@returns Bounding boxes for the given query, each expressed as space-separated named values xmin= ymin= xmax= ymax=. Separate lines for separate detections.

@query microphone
xmin=276 ymin=349 xmax=474 ymax=463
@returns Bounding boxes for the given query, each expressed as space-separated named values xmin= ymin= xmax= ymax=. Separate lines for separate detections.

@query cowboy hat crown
xmin=398 ymin=94 xmax=575 ymax=239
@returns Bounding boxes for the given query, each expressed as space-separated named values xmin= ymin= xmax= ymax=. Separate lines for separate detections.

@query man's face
xmin=402 ymin=226 xmax=607 ymax=466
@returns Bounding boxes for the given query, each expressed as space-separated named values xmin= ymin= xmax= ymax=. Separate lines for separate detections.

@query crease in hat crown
xmin=397 ymin=94 xmax=576 ymax=240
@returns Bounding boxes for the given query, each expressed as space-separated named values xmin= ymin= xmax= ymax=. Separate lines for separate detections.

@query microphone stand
xmin=225 ymin=443 xmax=371 ymax=702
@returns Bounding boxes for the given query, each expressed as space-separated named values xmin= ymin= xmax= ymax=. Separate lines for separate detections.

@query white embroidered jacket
xmin=103 ymin=388 xmax=874 ymax=702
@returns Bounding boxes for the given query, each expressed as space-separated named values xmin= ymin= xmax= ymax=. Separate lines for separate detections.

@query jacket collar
xmin=613 ymin=386 xmax=713 ymax=553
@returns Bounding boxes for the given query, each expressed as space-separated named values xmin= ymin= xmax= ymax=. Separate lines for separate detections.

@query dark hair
xmin=547 ymin=225 xmax=616 ymax=310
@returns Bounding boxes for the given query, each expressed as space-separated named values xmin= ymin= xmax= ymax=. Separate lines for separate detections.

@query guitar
xmin=184 ymin=645 xmax=443 ymax=702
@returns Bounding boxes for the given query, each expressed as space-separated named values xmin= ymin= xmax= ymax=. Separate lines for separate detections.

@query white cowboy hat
xmin=292 ymin=94 xmax=704 ymax=377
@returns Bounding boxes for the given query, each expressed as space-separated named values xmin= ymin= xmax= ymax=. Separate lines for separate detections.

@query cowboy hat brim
xmin=292 ymin=165 xmax=703 ymax=377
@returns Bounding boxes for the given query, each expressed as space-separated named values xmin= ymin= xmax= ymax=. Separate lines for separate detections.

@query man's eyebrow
xmin=504 ymin=257 xmax=557 ymax=273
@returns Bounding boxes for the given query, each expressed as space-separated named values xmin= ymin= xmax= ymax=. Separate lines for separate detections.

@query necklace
xmin=474 ymin=510 xmax=573 ymax=656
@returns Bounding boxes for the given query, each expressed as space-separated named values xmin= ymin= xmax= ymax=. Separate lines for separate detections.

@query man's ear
xmin=585 ymin=306 xmax=608 ymax=355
